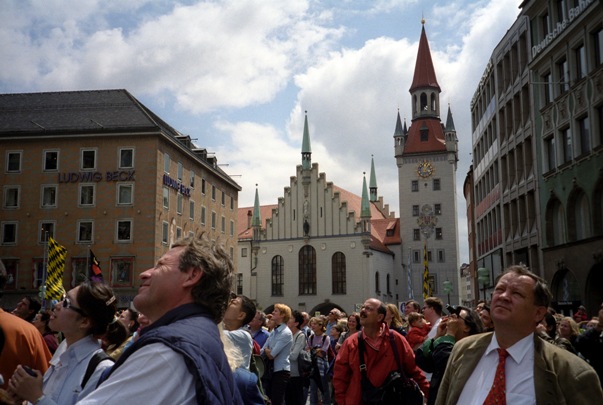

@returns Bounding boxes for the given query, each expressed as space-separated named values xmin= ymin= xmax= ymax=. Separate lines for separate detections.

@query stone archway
xmin=585 ymin=261 xmax=603 ymax=315
xmin=309 ymin=302 xmax=345 ymax=317
xmin=550 ymin=267 xmax=581 ymax=315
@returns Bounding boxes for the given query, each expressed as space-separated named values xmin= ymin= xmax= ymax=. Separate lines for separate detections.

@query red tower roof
xmin=409 ymin=25 xmax=441 ymax=92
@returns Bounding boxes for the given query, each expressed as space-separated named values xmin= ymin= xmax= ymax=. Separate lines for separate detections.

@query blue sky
xmin=0 ymin=0 xmax=523 ymax=263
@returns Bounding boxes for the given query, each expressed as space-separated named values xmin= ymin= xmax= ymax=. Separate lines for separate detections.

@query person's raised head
xmin=76 ymin=281 xmax=118 ymax=337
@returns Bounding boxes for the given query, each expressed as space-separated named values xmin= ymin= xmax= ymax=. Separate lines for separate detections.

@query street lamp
xmin=443 ymin=280 xmax=453 ymax=304
xmin=477 ymin=267 xmax=490 ymax=302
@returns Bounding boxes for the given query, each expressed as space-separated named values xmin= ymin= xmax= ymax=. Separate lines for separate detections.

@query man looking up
xmin=423 ymin=297 xmax=444 ymax=340
xmin=78 ymin=233 xmax=241 ymax=404
xmin=248 ymin=310 xmax=269 ymax=348
xmin=223 ymin=294 xmax=256 ymax=370
xmin=12 ymin=296 xmax=41 ymax=322
xmin=435 ymin=265 xmax=603 ymax=405
xmin=333 ymin=298 xmax=428 ymax=405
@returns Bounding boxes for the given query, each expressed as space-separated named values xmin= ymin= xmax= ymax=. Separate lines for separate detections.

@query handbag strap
xmin=357 ymin=331 xmax=370 ymax=383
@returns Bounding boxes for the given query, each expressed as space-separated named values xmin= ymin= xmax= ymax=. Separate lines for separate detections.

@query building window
xmin=116 ymin=219 xmax=132 ymax=242
xmin=241 ymin=247 xmax=248 ymax=257
xmin=545 ymin=136 xmax=556 ymax=171
xmin=332 ymin=252 xmax=346 ymax=294
xmin=3 ymin=186 xmax=20 ymax=209
xmin=77 ymin=220 xmax=93 ymax=243
xmin=189 ymin=201 xmax=195 ymax=220
xmin=201 ymin=178 xmax=206 ymax=194
xmin=39 ymin=221 xmax=55 ymax=243
xmin=435 ymin=228 xmax=443 ymax=240
xmin=556 ymin=0 xmax=567 ymax=23
xmin=437 ymin=249 xmax=445 ymax=263
xmin=6 ymin=151 xmax=22 ymax=173
xmin=111 ymin=257 xmax=134 ymax=287
xmin=44 ymin=150 xmax=59 ymax=171
xmin=1 ymin=222 xmax=17 ymax=245
xmin=176 ymin=227 xmax=182 ymax=240
xmin=435 ymin=204 xmax=442 ymax=215
xmin=164 ymin=153 xmax=170 ymax=173
xmin=221 ymin=216 xmax=225 ymax=233
xmin=575 ymin=44 xmax=587 ymax=80
xmin=190 ymin=171 xmax=195 ymax=188
xmin=39 ymin=185 xmax=57 ymax=208
xmin=412 ymin=180 xmax=419 ymax=192
xmin=433 ymin=179 xmax=441 ymax=191
xmin=230 ymin=220 xmax=234 ymax=236
xmin=177 ymin=162 xmax=183 ymax=181
xmin=211 ymin=185 xmax=216 ymax=201
xmin=578 ymin=116 xmax=590 ymax=156
xmin=557 ymin=57 xmax=569 ymax=95
xmin=236 ymin=273 xmax=243 ymax=295
xmin=561 ymin=127 xmax=572 ymax=163
xmin=162 ymin=221 xmax=169 ymax=244
xmin=542 ymin=71 xmax=553 ymax=105
xmin=201 ymin=206 xmax=206 ymax=225
xmin=427 ymin=250 xmax=433 ymax=262
xmin=271 ymin=255 xmax=284 ymax=296
xmin=79 ymin=184 xmax=95 ymax=207
xmin=375 ymin=272 xmax=380 ymax=294
xmin=413 ymin=229 xmax=420 ymax=241
xmin=177 ymin=194 xmax=183 ymax=214
xmin=594 ymin=28 xmax=603 ymax=66
xmin=299 ymin=245 xmax=316 ymax=295
xmin=162 ymin=187 xmax=169 ymax=209
xmin=211 ymin=212 xmax=216 ymax=229
xmin=412 ymin=205 xmax=419 ymax=216
xmin=117 ymin=184 xmax=134 ymax=205
xmin=412 ymin=250 xmax=421 ymax=263
xmin=230 ymin=196 xmax=234 ymax=210
xmin=70 ymin=258 xmax=88 ymax=287
xmin=119 ymin=148 xmax=134 ymax=169
xmin=2 ymin=259 xmax=18 ymax=289
xmin=81 ymin=149 xmax=96 ymax=170
xmin=386 ymin=274 xmax=391 ymax=294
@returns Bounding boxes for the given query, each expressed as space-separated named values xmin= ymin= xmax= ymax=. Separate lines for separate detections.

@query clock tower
xmin=394 ymin=21 xmax=459 ymax=304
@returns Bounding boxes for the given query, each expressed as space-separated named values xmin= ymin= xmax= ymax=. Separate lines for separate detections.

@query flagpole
xmin=407 ymin=247 xmax=414 ymax=300
xmin=42 ymin=230 xmax=49 ymax=308
xmin=87 ymin=245 xmax=91 ymax=281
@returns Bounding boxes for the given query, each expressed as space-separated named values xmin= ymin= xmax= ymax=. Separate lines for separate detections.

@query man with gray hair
xmin=78 ymin=233 xmax=241 ymax=404
xmin=436 ymin=265 xmax=603 ymax=404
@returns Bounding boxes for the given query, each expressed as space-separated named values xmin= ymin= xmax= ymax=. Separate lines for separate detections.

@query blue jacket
xmin=104 ymin=303 xmax=242 ymax=404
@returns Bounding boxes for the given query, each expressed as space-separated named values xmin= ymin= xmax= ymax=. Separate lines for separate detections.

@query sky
xmin=0 ymin=0 xmax=523 ymax=264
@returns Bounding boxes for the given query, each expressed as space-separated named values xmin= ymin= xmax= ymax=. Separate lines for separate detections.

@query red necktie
xmin=483 ymin=348 xmax=509 ymax=405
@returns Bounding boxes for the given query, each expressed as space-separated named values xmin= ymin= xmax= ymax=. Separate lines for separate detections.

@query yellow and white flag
xmin=46 ymin=237 xmax=67 ymax=300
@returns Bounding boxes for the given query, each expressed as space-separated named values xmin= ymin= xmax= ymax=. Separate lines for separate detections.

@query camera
xmin=446 ymin=304 xmax=461 ymax=316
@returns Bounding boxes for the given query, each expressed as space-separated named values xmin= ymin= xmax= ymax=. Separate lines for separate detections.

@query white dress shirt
xmin=456 ymin=333 xmax=536 ymax=405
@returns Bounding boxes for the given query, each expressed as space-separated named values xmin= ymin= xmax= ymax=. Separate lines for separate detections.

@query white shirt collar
xmin=486 ymin=332 xmax=534 ymax=364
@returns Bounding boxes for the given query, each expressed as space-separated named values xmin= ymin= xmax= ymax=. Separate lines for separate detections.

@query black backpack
xmin=81 ymin=351 xmax=115 ymax=389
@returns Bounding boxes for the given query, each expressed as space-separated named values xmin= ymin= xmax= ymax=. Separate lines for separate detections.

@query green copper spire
xmin=394 ymin=109 xmax=404 ymax=137
xmin=251 ymin=185 xmax=261 ymax=227
xmin=361 ymin=172 xmax=371 ymax=218
xmin=445 ymin=104 xmax=456 ymax=132
xmin=369 ymin=155 xmax=377 ymax=202
xmin=302 ymin=111 xmax=312 ymax=170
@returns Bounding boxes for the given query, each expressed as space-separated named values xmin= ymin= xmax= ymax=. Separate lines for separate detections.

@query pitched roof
xmin=0 ymin=89 xmax=180 ymax=137
xmin=409 ymin=25 xmax=441 ymax=93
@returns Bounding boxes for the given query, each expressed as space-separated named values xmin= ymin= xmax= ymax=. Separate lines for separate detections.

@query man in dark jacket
xmin=78 ymin=233 xmax=241 ymax=404
xmin=575 ymin=302 xmax=603 ymax=385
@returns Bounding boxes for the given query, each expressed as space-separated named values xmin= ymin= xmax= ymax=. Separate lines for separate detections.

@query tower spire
xmin=410 ymin=23 xmax=441 ymax=93
xmin=361 ymin=172 xmax=371 ymax=218
xmin=369 ymin=155 xmax=378 ymax=202
xmin=301 ymin=110 xmax=312 ymax=171
xmin=252 ymin=185 xmax=261 ymax=228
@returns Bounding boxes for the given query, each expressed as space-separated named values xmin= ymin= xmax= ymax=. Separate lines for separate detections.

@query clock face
xmin=417 ymin=161 xmax=434 ymax=178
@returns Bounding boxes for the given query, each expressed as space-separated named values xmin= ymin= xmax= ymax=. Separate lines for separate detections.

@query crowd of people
xmin=1 ymin=236 xmax=602 ymax=404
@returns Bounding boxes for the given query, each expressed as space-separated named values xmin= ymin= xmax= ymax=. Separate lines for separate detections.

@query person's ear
xmin=183 ymin=267 xmax=203 ymax=287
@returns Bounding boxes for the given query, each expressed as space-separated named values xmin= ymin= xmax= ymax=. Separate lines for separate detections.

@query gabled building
xmin=394 ymin=22 xmax=461 ymax=305
xmin=0 ymin=90 xmax=240 ymax=308
xmin=237 ymin=113 xmax=401 ymax=314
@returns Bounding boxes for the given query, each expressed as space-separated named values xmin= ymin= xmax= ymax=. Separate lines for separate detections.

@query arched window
xmin=413 ymin=95 xmax=417 ymax=115
xmin=375 ymin=271 xmax=380 ymax=294
xmin=567 ymin=190 xmax=591 ymax=241
xmin=299 ymin=246 xmax=316 ymax=295
xmin=271 ymin=255 xmax=284 ymax=296
xmin=332 ymin=252 xmax=346 ymax=294
xmin=420 ymin=93 xmax=428 ymax=111
xmin=431 ymin=93 xmax=437 ymax=111
xmin=545 ymin=197 xmax=565 ymax=246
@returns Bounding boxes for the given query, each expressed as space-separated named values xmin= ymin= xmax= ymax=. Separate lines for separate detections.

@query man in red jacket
xmin=333 ymin=298 xmax=429 ymax=404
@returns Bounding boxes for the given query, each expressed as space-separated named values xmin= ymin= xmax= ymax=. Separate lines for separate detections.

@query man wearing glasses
xmin=333 ymin=298 xmax=428 ymax=405
xmin=326 ymin=308 xmax=341 ymax=335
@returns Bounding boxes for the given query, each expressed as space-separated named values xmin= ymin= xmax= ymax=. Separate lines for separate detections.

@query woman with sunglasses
xmin=415 ymin=306 xmax=484 ymax=405
xmin=8 ymin=281 xmax=117 ymax=405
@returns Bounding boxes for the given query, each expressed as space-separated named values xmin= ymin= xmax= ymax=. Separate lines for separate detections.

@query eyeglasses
xmin=360 ymin=305 xmax=376 ymax=312
xmin=62 ymin=294 xmax=87 ymax=317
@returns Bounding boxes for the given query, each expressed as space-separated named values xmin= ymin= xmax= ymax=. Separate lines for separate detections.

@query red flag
xmin=90 ymin=250 xmax=102 ymax=280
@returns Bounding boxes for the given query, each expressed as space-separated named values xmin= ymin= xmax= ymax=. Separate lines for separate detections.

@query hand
xmin=446 ymin=316 xmax=461 ymax=337
xmin=8 ymin=365 xmax=44 ymax=403
xmin=436 ymin=317 xmax=448 ymax=338
xmin=264 ymin=347 xmax=274 ymax=360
